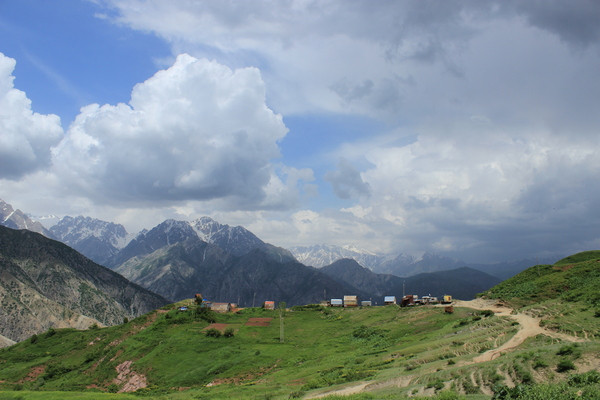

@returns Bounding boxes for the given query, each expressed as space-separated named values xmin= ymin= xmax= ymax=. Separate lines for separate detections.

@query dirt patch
xmin=203 ymin=323 xmax=229 ymax=332
xmin=113 ymin=360 xmax=147 ymax=393
xmin=245 ymin=318 xmax=272 ymax=326
xmin=19 ymin=365 xmax=45 ymax=383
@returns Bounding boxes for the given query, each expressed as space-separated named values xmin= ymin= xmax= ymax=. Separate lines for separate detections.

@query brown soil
xmin=19 ymin=365 xmax=45 ymax=382
xmin=113 ymin=360 xmax=147 ymax=393
xmin=245 ymin=318 xmax=272 ymax=326
xmin=203 ymin=323 xmax=229 ymax=332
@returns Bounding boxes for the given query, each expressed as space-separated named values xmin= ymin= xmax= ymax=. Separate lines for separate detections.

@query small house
xmin=344 ymin=295 xmax=359 ymax=307
xmin=442 ymin=295 xmax=453 ymax=304
xmin=330 ymin=298 xmax=343 ymax=307
xmin=178 ymin=306 xmax=188 ymax=312
xmin=211 ymin=302 xmax=232 ymax=313
xmin=384 ymin=296 xmax=397 ymax=305
xmin=263 ymin=301 xmax=275 ymax=310
xmin=361 ymin=300 xmax=372 ymax=307
xmin=401 ymin=295 xmax=414 ymax=307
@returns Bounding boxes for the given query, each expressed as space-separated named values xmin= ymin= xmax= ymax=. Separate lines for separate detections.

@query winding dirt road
xmin=453 ymin=298 xmax=586 ymax=362
xmin=306 ymin=299 xmax=587 ymax=398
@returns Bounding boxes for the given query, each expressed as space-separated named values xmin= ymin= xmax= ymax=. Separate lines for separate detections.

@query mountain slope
xmin=482 ymin=250 xmax=600 ymax=306
xmin=0 ymin=225 xmax=169 ymax=343
xmin=191 ymin=216 xmax=295 ymax=262
xmin=116 ymin=238 xmax=362 ymax=306
xmin=49 ymin=215 xmax=132 ymax=266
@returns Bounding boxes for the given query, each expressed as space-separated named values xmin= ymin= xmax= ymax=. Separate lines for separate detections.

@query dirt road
xmin=305 ymin=299 xmax=586 ymax=398
xmin=453 ymin=299 xmax=586 ymax=362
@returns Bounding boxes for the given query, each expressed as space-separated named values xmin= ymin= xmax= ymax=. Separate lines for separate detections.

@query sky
xmin=1 ymin=0 xmax=600 ymax=263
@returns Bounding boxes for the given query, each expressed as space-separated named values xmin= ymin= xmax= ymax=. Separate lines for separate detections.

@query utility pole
xmin=252 ymin=292 xmax=256 ymax=308
xmin=278 ymin=301 xmax=286 ymax=343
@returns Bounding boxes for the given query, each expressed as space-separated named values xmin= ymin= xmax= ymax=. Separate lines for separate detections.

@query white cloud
xmin=52 ymin=54 xmax=297 ymax=207
xmin=0 ymin=53 xmax=63 ymax=180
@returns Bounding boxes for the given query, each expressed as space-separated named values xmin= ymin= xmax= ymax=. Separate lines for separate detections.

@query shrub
xmin=352 ymin=325 xmax=386 ymax=340
xmin=45 ymin=327 xmax=56 ymax=338
xmin=594 ymin=309 xmax=600 ymax=318
xmin=223 ymin=328 xmax=235 ymax=338
xmin=533 ymin=358 xmax=548 ymax=369
xmin=568 ymin=370 xmax=600 ymax=386
xmin=288 ymin=390 xmax=305 ymax=398
xmin=205 ymin=328 xmax=222 ymax=338
xmin=447 ymin=358 xmax=456 ymax=365
xmin=30 ymin=334 xmax=38 ymax=344
xmin=556 ymin=359 xmax=576 ymax=373
xmin=557 ymin=344 xmax=575 ymax=356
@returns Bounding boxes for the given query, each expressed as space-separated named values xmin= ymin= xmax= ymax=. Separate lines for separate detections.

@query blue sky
xmin=1 ymin=1 xmax=600 ymax=263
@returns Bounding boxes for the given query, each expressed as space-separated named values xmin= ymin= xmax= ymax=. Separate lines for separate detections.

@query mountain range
xmin=0 ymin=197 xmax=517 ymax=347
xmin=2 ymin=198 xmax=554 ymax=280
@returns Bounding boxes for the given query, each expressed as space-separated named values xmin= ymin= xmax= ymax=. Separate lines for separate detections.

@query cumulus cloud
xmin=0 ymin=53 xmax=63 ymax=180
xmin=52 ymin=54 xmax=292 ymax=206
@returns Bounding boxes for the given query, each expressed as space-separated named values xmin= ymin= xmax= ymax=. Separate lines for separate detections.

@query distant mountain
xmin=290 ymin=243 xmax=555 ymax=281
xmin=290 ymin=244 xmax=465 ymax=277
xmin=108 ymin=218 xmax=295 ymax=269
xmin=290 ymin=244 xmax=383 ymax=269
xmin=0 ymin=198 xmax=51 ymax=237
xmin=320 ymin=258 xmax=502 ymax=302
xmin=0 ymin=225 xmax=169 ymax=343
xmin=377 ymin=252 xmax=465 ymax=276
xmin=320 ymin=258 xmax=398 ymax=297
xmin=106 ymin=219 xmax=205 ymax=268
xmin=191 ymin=217 xmax=295 ymax=262
xmin=49 ymin=215 xmax=133 ymax=266
xmin=115 ymin=237 xmax=361 ymax=306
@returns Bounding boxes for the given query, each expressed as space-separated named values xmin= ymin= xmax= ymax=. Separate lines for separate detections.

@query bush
xmin=568 ymin=370 xmax=600 ymax=386
xmin=533 ymin=358 xmax=548 ymax=369
xmin=352 ymin=325 xmax=386 ymax=340
xmin=223 ymin=328 xmax=235 ymax=338
xmin=205 ymin=328 xmax=222 ymax=338
xmin=45 ymin=327 xmax=56 ymax=338
xmin=30 ymin=334 xmax=38 ymax=344
xmin=556 ymin=359 xmax=576 ymax=373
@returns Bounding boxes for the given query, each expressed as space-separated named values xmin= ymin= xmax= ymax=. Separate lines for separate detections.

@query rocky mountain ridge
xmin=49 ymin=215 xmax=133 ymax=266
xmin=0 ymin=225 xmax=169 ymax=343
xmin=115 ymin=236 xmax=364 ymax=306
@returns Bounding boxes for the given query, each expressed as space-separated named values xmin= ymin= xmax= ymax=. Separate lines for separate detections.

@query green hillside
xmin=1 ymin=252 xmax=599 ymax=399
xmin=482 ymin=250 xmax=600 ymax=308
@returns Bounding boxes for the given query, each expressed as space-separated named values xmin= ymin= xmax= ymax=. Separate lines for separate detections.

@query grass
xmin=1 ymin=252 xmax=599 ymax=398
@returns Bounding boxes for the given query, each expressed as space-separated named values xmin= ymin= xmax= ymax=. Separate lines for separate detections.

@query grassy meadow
xmin=1 ymin=252 xmax=600 ymax=399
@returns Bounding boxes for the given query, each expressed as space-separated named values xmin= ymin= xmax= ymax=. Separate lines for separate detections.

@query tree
xmin=278 ymin=301 xmax=286 ymax=343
